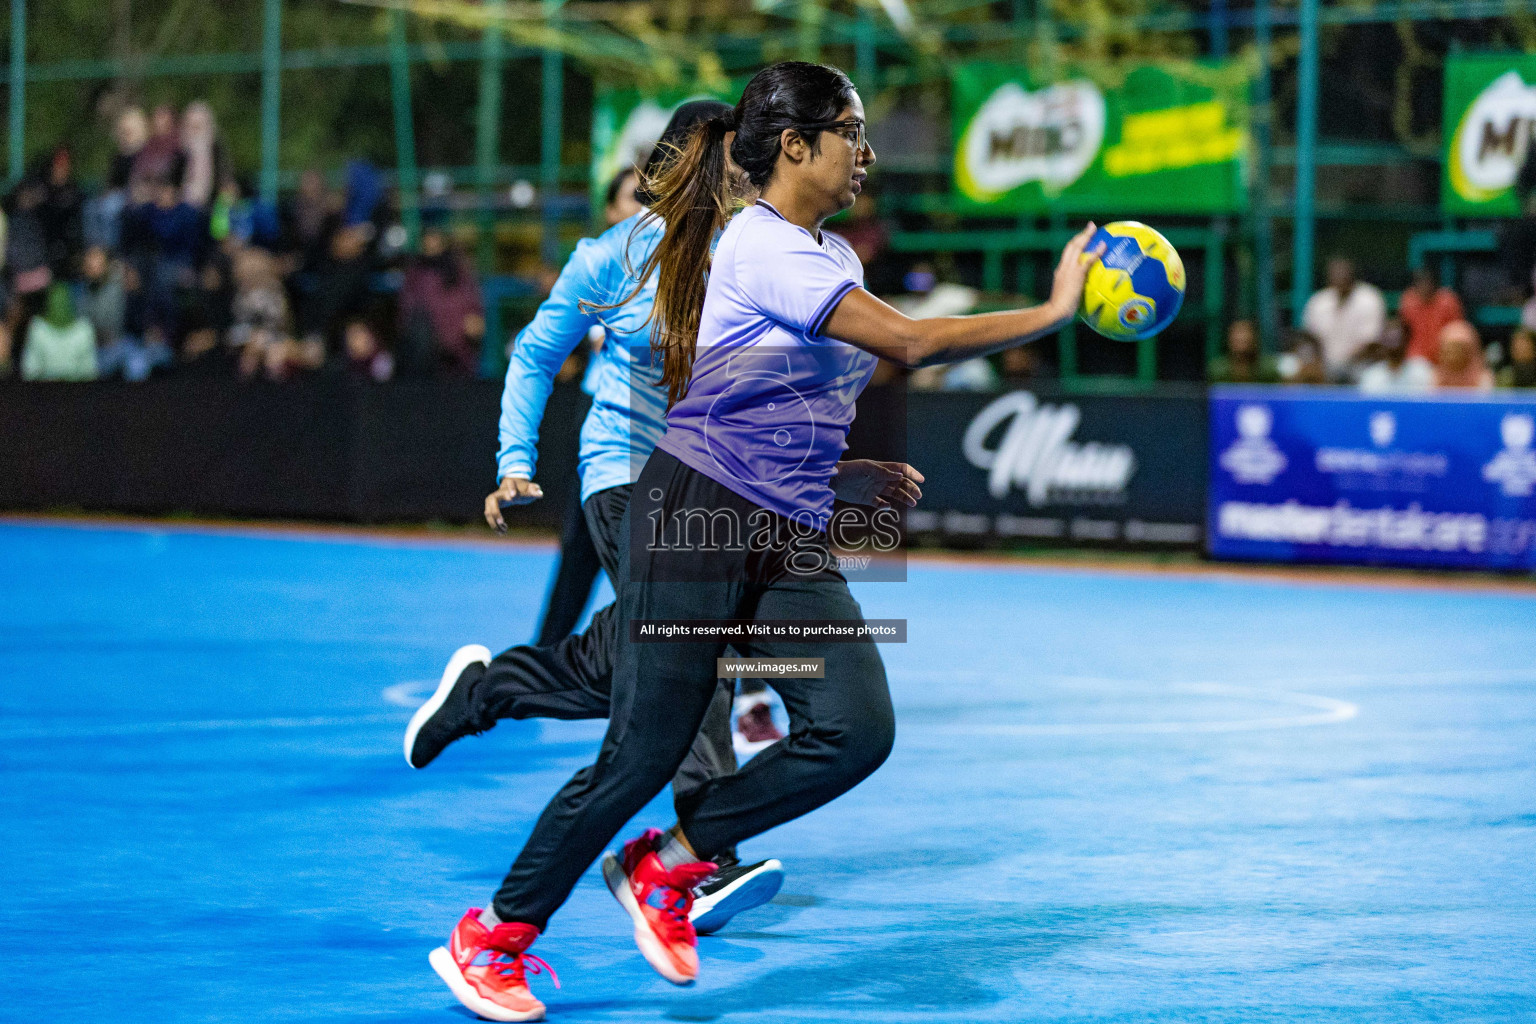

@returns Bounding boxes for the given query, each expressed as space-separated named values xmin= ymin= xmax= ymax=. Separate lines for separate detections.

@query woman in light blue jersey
xmin=406 ymin=104 xmax=733 ymax=780
xmin=419 ymin=63 xmax=1101 ymax=1018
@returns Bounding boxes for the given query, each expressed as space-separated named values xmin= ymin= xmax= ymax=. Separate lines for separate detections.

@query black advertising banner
xmin=0 ymin=378 xmax=585 ymax=528
xmin=893 ymin=387 xmax=1208 ymax=547
xmin=1 ymin=380 xmax=1204 ymax=548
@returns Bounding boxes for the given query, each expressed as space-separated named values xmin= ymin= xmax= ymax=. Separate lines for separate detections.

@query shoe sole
xmin=428 ymin=946 xmax=544 ymax=1022
xmin=404 ymin=644 xmax=491 ymax=769
xmin=601 ymin=852 xmax=696 ymax=986
xmin=691 ymin=859 xmax=785 ymax=936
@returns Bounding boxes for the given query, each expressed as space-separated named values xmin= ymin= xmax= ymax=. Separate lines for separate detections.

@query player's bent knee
xmin=847 ymin=711 xmax=895 ymax=779
xmin=809 ymin=712 xmax=894 ymax=784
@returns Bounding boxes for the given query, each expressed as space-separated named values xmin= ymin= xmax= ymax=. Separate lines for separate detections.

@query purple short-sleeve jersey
xmin=656 ymin=201 xmax=878 ymax=528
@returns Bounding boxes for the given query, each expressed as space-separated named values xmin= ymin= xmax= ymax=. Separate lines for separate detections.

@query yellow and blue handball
xmin=1079 ymin=221 xmax=1185 ymax=342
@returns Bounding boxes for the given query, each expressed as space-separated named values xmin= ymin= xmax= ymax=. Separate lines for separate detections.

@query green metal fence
xmin=5 ymin=0 xmax=1536 ymax=382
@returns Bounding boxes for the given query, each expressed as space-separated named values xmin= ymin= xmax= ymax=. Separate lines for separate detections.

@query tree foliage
xmin=10 ymin=0 xmax=1536 ymax=189
xmin=14 ymin=1 xmax=455 ymax=182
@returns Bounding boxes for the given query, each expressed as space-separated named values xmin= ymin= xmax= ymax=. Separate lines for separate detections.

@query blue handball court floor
xmin=3 ymin=519 xmax=1535 ymax=1024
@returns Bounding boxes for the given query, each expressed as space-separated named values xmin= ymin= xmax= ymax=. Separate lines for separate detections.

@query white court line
xmin=1269 ymin=667 xmax=1536 ymax=689
xmin=0 ymin=712 xmax=405 ymax=742
xmin=3 ymin=681 xmax=436 ymax=742
xmin=5 ymin=683 xmax=433 ymax=742
xmin=896 ymin=678 xmax=1359 ymax=736
xmin=934 ymin=688 xmax=1357 ymax=736
xmin=382 ymin=680 xmax=435 ymax=707
xmin=3 ymin=675 xmax=1366 ymax=743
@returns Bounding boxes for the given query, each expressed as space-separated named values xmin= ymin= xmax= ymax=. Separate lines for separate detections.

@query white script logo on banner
xmin=962 ymin=391 xmax=1135 ymax=505
xmin=1483 ymin=412 xmax=1536 ymax=496
xmin=1219 ymin=403 xmax=1287 ymax=485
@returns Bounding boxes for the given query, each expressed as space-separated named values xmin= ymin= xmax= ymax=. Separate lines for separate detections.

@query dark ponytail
xmin=618 ymin=62 xmax=857 ymax=409
xmin=627 ymin=112 xmax=736 ymax=409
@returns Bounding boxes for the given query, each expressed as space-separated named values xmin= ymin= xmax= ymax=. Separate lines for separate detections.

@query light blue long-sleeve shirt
xmin=496 ymin=212 xmax=668 ymax=504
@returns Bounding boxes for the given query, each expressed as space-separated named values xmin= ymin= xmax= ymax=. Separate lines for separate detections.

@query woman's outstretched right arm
xmin=823 ymin=223 xmax=1102 ymax=369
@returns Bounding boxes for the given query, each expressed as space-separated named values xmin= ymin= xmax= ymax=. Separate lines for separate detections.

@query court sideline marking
xmin=1 ymin=676 xmax=1362 ymax=743
xmin=5 ymin=514 xmax=1535 ymax=597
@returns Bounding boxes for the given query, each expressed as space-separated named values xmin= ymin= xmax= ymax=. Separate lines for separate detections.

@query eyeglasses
xmin=802 ymin=118 xmax=867 ymax=153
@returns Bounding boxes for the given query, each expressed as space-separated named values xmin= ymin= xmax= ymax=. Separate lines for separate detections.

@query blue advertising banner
xmin=1208 ymin=386 xmax=1536 ymax=570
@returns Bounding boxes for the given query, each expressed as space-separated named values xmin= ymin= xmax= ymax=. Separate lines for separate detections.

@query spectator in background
xmin=1498 ymin=327 xmax=1536 ymax=388
xmin=1434 ymin=320 xmax=1494 ymax=391
xmin=838 ymin=188 xmax=893 ymax=293
xmin=179 ymin=101 xmax=226 ymax=211
xmin=998 ymin=345 xmax=1046 ymax=387
xmin=107 ymin=106 xmax=148 ymax=191
xmin=211 ymin=177 xmax=280 ymax=251
xmin=1209 ymin=318 xmax=1280 ymax=383
xmin=0 ymin=299 xmax=13 ymax=377
xmin=1279 ymin=329 xmax=1329 ymax=385
xmin=1399 ymin=266 xmax=1464 ymax=364
xmin=1302 ymin=256 xmax=1385 ymax=379
xmin=282 ymin=168 xmax=335 ymax=273
xmin=182 ymin=249 xmax=234 ymax=368
xmin=295 ymin=162 xmax=381 ymax=370
xmin=132 ymin=104 xmax=183 ymax=188
xmin=87 ymin=105 xmax=148 ymax=250
xmin=1358 ymin=318 xmax=1434 ymax=394
xmin=139 ymin=178 xmax=204 ymax=355
xmin=296 ymin=218 xmax=372 ymax=368
xmin=341 ymin=160 xmax=383 ymax=235
xmin=1498 ymin=327 xmax=1536 ymax=389
xmin=4 ymin=176 xmax=54 ymax=314
xmin=398 ymin=224 xmax=484 ymax=377
xmin=209 ymin=178 xmax=240 ymax=245
xmin=900 ymin=262 xmax=997 ymax=391
xmin=604 ymin=167 xmax=642 ymax=227
xmin=79 ymin=245 xmax=149 ymax=382
xmin=142 ymin=175 xmax=204 ymax=268
xmin=229 ymin=246 xmax=293 ymax=379
xmin=343 ymin=317 xmax=393 ymax=382
xmin=1521 ymin=267 xmax=1536 ymax=333
xmin=21 ymin=281 xmax=96 ymax=381
xmin=37 ymin=147 xmax=85 ymax=281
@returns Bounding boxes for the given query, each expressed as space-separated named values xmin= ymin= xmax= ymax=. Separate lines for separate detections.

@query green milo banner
xmin=1442 ymin=55 xmax=1536 ymax=215
xmin=952 ymin=62 xmax=1249 ymax=213
xmin=590 ymin=84 xmax=737 ymax=212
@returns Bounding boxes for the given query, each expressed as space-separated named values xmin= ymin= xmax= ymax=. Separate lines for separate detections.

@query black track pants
xmin=490 ymin=450 xmax=894 ymax=928
xmin=472 ymin=483 xmax=738 ymax=812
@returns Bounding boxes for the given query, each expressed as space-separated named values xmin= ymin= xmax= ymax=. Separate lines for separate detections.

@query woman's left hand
xmin=832 ymin=460 xmax=925 ymax=508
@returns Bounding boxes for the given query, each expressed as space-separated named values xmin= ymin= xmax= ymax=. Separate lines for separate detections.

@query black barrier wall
xmin=0 ymin=379 xmax=584 ymax=529
xmin=0 ymin=381 xmax=1206 ymax=547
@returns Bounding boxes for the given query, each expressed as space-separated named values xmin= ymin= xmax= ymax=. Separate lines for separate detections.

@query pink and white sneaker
xmin=601 ymin=828 xmax=716 ymax=985
xmin=428 ymin=908 xmax=559 ymax=1022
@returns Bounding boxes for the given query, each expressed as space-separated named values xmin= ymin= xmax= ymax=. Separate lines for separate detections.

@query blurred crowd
xmin=1210 ymin=255 xmax=1536 ymax=394
xmin=0 ymin=101 xmax=487 ymax=383
xmin=6 ymin=101 xmax=1535 ymax=398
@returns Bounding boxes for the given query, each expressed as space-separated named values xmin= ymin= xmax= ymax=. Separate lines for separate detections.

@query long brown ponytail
xmin=629 ymin=115 xmax=734 ymax=409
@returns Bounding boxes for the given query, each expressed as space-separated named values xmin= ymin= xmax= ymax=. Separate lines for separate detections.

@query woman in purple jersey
xmin=426 ymin=61 xmax=1102 ymax=1019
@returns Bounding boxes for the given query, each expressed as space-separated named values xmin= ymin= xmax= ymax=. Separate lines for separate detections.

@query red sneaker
xmin=428 ymin=909 xmax=559 ymax=1022
xmin=601 ymin=829 xmax=716 ymax=985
